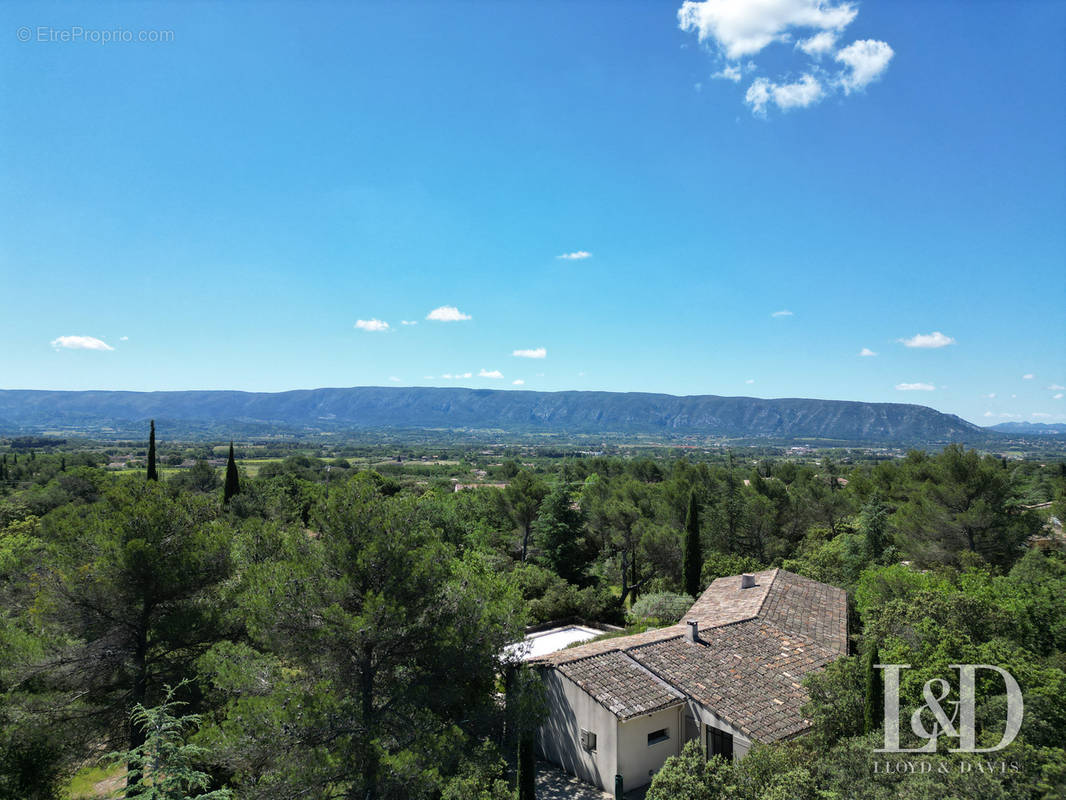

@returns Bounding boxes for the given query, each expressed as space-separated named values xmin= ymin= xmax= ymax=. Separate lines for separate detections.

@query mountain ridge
xmin=0 ymin=386 xmax=986 ymax=442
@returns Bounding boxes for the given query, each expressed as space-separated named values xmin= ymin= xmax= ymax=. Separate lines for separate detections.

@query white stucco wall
xmin=615 ymin=704 xmax=683 ymax=792
xmin=537 ymin=669 xmax=618 ymax=791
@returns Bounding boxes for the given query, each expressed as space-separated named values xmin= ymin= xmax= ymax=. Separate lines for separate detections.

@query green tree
xmin=504 ymin=470 xmax=548 ymax=562
xmin=683 ymin=490 xmax=702 ymax=597
xmin=106 ymin=682 xmax=232 ymax=800
xmin=147 ymin=420 xmax=158 ymax=482
xmin=34 ymin=483 xmax=232 ymax=787
xmin=862 ymin=642 xmax=882 ymax=735
xmin=222 ymin=443 xmax=239 ymax=504
xmin=205 ymin=474 xmax=524 ymax=799
xmin=532 ymin=482 xmax=588 ymax=583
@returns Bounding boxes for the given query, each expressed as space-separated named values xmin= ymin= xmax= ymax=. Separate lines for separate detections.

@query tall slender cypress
xmin=146 ymin=420 xmax=158 ymax=482
xmin=863 ymin=642 xmax=882 ymax=734
xmin=223 ymin=441 xmax=240 ymax=504
xmin=682 ymin=490 xmax=702 ymax=598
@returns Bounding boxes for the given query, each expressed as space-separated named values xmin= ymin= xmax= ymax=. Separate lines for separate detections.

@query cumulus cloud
xmin=859 ymin=348 xmax=877 ymax=357
xmin=401 ymin=320 xmax=418 ymax=326
xmin=745 ymin=378 xmax=755 ymax=384
xmin=835 ymin=39 xmax=894 ymax=93
xmin=677 ymin=0 xmax=891 ymax=115
xmin=426 ymin=306 xmax=471 ymax=322
xmin=388 ymin=376 xmax=401 ymax=382
xmin=677 ymin=0 xmax=857 ymax=60
xmin=1048 ymin=384 xmax=1066 ymax=391
xmin=899 ymin=331 xmax=955 ymax=349
xmin=1054 ymin=394 xmax=1064 ymax=400
xmin=119 ymin=336 xmax=129 ymax=341
xmin=51 ymin=335 xmax=114 ymax=351
xmin=746 ymin=74 xmax=823 ymax=114
xmin=798 ymin=30 xmax=838 ymax=57
xmin=512 ymin=379 xmax=525 ymax=385
xmin=983 ymin=393 xmax=997 ymax=399
xmin=513 ymin=347 xmax=547 ymax=359
xmin=985 ymin=411 xmax=1022 ymax=419
xmin=441 ymin=372 xmax=473 ymax=379
xmin=478 ymin=369 xmax=504 ymax=379
xmin=355 ymin=319 xmax=390 ymax=332
xmin=1022 ymin=373 xmax=1034 ymax=380
xmin=557 ymin=250 xmax=592 ymax=260
xmin=713 ymin=64 xmax=743 ymax=82
xmin=896 ymin=382 xmax=935 ymax=391
xmin=771 ymin=309 xmax=794 ymax=317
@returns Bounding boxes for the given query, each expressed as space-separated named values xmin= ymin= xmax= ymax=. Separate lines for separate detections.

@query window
xmin=707 ymin=726 xmax=734 ymax=760
xmin=647 ymin=728 xmax=670 ymax=746
xmin=579 ymin=728 xmax=597 ymax=752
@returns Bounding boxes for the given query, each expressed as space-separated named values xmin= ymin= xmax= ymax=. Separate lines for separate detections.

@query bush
xmin=627 ymin=592 xmax=693 ymax=626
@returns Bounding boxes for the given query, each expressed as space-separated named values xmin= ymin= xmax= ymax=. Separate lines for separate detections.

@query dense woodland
xmin=1 ymin=437 xmax=1064 ymax=799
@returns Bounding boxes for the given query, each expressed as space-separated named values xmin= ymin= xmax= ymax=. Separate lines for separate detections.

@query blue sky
xmin=1 ymin=0 xmax=1063 ymax=425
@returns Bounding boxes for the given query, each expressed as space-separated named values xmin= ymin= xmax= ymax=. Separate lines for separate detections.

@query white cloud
xmin=355 ymin=319 xmax=390 ymax=332
xmin=798 ymin=30 xmax=838 ymax=57
xmin=513 ymin=347 xmax=547 ymax=359
xmin=771 ymin=309 xmax=794 ymax=317
xmin=745 ymin=378 xmax=755 ymax=384
xmin=985 ymin=411 xmax=1021 ymax=419
xmin=899 ymin=331 xmax=955 ymax=349
xmin=746 ymin=74 xmax=823 ymax=114
xmin=388 ymin=376 xmax=400 ymax=382
xmin=859 ymin=348 xmax=877 ymax=357
xmin=557 ymin=250 xmax=592 ymax=260
xmin=478 ymin=369 xmax=504 ymax=379
xmin=713 ymin=64 xmax=743 ymax=82
xmin=1054 ymin=394 xmax=1064 ymax=400
xmin=1048 ymin=384 xmax=1066 ymax=391
xmin=119 ymin=335 xmax=129 ymax=341
xmin=441 ymin=372 xmax=473 ymax=380
xmin=678 ymin=0 xmax=891 ymax=115
xmin=835 ymin=39 xmax=894 ymax=93
xmin=677 ymin=0 xmax=858 ymax=60
xmin=426 ymin=306 xmax=471 ymax=322
xmin=51 ymin=335 xmax=114 ymax=351
xmin=1032 ymin=412 xmax=1053 ymax=419
xmin=983 ymin=393 xmax=997 ymax=399
xmin=401 ymin=320 xmax=418 ymax=326
xmin=983 ymin=411 xmax=994 ymax=418
xmin=896 ymin=382 xmax=935 ymax=391
xmin=1022 ymin=373 xmax=1034 ymax=380
xmin=512 ymin=379 xmax=525 ymax=385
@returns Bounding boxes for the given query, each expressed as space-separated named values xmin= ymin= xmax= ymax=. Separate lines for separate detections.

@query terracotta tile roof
xmin=682 ymin=568 xmax=777 ymax=627
xmin=757 ymin=569 xmax=848 ymax=654
xmin=627 ymin=621 xmax=839 ymax=742
xmin=535 ymin=570 xmax=848 ymax=741
xmin=558 ymin=651 xmax=686 ymax=720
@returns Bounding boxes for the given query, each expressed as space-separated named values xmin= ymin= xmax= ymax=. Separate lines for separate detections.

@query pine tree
xmin=147 ymin=420 xmax=158 ymax=482
xmin=863 ymin=642 xmax=882 ymax=734
xmin=682 ymin=490 xmax=702 ymax=598
xmin=223 ymin=442 xmax=240 ymax=504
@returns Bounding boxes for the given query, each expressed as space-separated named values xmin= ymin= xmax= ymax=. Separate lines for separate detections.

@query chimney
xmin=685 ymin=619 xmax=699 ymax=643
xmin=740 ymin=573 xmax=756 ymax=589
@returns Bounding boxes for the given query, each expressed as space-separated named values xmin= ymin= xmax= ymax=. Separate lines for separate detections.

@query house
xmin=531 ymin=569 xmax=847 ymax=794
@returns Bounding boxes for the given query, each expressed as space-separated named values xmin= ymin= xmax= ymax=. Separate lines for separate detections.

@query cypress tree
xmin=60 ymin=456 xmax=66 ymax=472
xmin=863 ymin=642 xmax=883 ymax=734
xmin=682 ymin=490 xmax=702 ymax=598
xmin=146 ymin=420 xmax=158 ymax=482
xmin=223 ymin=442 xmax=240 ymax=504
xmin=516 ymin=731 xmax=535 ymax=800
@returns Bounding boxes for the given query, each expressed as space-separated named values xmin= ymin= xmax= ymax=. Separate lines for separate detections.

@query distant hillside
xmin=0 ymin=387 xmax=985 ymax=443
xmin=986 ymin=421 xmax=1066 ymax=435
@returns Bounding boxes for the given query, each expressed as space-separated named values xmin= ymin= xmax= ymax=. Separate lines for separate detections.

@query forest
xmin=1 ymin=437 xmax=1064 ymax=799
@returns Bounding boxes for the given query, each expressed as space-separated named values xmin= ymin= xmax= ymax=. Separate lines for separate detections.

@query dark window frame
xmin=647 ymin=727 xmax=670 ymax=746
